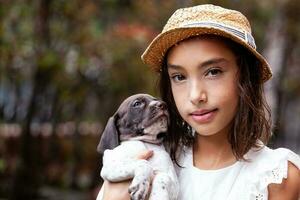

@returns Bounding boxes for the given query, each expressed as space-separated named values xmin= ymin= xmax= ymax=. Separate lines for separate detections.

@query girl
xmin=98 ymin=4 xmax=300 ymax=200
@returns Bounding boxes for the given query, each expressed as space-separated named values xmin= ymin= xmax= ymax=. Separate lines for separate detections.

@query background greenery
xmin=0 ymin=0 xmax=299 ymax=199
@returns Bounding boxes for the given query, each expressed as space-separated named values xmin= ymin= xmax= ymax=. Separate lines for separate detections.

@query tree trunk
xmin=263 ymin=7 xmax=285 ymax=147
xmin=9 ymin=0 xmax=51 ymax=199
xmin=9 ymin=76 xmax=39 ymax=199
xmin=263 ymin=2 xmax=296 ymax=148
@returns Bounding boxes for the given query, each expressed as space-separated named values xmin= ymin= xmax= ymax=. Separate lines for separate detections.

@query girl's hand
xmin=102 ymin=150 xmax=154 ymax=200
xmin=102 ymin=180 xmax=130 ymax=200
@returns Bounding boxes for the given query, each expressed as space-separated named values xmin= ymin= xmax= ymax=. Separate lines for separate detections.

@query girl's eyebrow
xmin=201 ymin=58 xmax=228 ymax=68
xmin=167 ymin=63 xmax=183 ymax=70
xmin=167 ymin=58 xmax=228 ymax=70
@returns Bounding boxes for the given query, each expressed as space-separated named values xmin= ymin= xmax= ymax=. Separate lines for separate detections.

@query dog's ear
xmin=97 ymin=116 xmax=119 ymax=154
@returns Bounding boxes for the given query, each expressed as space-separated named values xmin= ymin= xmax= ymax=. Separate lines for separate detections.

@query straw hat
xmin=141 ymin=4 xmax=272 ymax=82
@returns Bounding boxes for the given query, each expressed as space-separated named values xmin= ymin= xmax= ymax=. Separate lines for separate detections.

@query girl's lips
xmin=190 ymin=109 xmax=218 ymax=123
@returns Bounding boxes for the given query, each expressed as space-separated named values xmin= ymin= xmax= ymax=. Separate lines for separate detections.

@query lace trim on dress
xmin=249 ymin=149 xmax=300 ymax=200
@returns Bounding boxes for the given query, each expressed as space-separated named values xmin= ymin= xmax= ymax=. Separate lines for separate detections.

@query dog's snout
xmin=157 ymin=101 xmax=166 ymax=109
xmin=150 ymin=100 xmax=166 ymax=110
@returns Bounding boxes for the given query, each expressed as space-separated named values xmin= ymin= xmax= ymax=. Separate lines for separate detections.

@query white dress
xmin=177 ymin=145 xmax=300 ymax=200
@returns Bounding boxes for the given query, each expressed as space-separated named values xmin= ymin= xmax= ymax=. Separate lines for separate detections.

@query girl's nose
xmin=189 ymin=81 xmax=207 ymax=105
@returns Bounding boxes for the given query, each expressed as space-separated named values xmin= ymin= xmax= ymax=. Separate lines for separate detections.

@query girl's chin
xmin=191 ymin=124 xmax=232 ymax=138
xmin=194 ymin=130 xmax=219 ymax=137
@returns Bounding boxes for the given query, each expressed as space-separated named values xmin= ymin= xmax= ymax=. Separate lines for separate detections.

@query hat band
xmin=182 ymin=21 xmax=256 ymax=49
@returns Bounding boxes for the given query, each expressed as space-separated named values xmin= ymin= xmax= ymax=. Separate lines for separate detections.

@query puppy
xmin=97 ymin=94 xmax=179 ymax=200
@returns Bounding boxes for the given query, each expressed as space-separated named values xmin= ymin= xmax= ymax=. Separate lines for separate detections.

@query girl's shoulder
xmin=241 ymin=144 xmax=300 ymax=199
xmin=244 ymin=144 xmax=300 ymax=172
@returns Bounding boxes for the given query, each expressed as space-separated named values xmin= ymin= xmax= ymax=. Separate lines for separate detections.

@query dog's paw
xmin=128 ymin=160 xmax=153 ymax=200
xmin=128 ymin=178 xmax=150 ymax=200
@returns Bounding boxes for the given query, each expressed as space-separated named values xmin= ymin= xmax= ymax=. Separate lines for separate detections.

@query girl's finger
xmin=136 ymin=150 xmax=153 ymax=160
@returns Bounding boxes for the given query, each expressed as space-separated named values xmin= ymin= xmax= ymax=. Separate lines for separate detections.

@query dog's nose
xmin=150 ymin=100 xmax=166 ymax=109
xmin=157 ymin=101 xmax=166 ymax=109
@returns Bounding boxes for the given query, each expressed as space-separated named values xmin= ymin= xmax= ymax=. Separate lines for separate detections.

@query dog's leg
xmin=101 ymin=152 xmax=153 ymax=200
xmin=128 ymin=160 xmax=153 ymax=200
xmin=101 ymin=149 xmax=139 ymax=181
xmin=101 ymin=160 xmax=136 ymax=182
xmin=102 ymin=159 xmax=153 ymax=200
xmin=148 ymin=173 xmax=176 ymax=200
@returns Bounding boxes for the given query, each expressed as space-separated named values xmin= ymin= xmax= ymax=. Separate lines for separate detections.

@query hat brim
xmin=141 ymin=27 xmax=272 ymax=82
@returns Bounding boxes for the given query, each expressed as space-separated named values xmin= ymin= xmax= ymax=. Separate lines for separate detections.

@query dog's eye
xmin=132 ymin=100 xmax=143 ymax=108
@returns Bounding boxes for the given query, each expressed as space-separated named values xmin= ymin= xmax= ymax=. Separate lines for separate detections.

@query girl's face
xmin=166 ymin=37 xmax=239 ymax=137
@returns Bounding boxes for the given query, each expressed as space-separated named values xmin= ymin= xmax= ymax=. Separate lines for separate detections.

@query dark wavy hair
xmin=159 ymin=35 xmax=272 ymax=163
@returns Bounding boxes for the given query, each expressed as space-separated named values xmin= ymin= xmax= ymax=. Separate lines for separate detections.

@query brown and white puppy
xmin=97 ymin=94 xmax=179 ymax=200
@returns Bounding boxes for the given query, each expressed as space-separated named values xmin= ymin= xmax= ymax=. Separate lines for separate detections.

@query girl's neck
xmin=193 ymin=132 xmax=237 ymax=170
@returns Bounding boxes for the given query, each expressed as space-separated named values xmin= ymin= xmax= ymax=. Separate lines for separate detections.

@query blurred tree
xmin=264 ymin=0 xmax=300 ymax=149
xmin=0 ymin=0 xmax=299 ymax=199
xmin=1 ymin=0 xmax=163 ymax=198
xmin=10 ymin=0 xmax=54 ymax=198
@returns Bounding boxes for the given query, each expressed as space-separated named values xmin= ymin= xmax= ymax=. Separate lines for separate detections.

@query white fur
xmin=101 ymin=141 xmax=179 ymax=200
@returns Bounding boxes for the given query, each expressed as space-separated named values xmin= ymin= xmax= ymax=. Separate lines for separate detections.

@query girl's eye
xmin=170 ymin=74 xmax=186 ymax=82
xmin=206 ymin=68 xmax=222 ymax=77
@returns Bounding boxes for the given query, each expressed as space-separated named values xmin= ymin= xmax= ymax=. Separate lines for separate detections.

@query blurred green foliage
xmin=0 ymin=0 xmax=299 ymax=199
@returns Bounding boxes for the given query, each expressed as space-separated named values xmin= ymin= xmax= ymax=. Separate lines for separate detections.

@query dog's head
xmin=97 ymin=94 xmax=169 ymax=154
